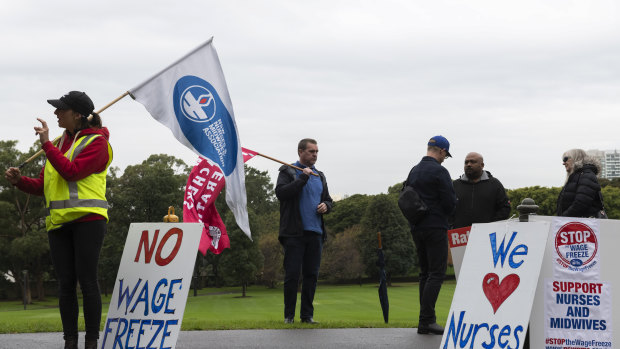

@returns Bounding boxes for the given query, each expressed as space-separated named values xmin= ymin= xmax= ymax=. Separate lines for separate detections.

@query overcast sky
xmin=2 ymin=0 xmax=619 ymax=198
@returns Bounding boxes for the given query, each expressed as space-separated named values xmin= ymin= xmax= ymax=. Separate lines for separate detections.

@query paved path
xmin=0 ymin=328 xmax=443 ymax=348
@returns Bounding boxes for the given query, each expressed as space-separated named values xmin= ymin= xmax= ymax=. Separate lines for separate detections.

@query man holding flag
xmin=276 ymin=138 xmax=333 ymax=324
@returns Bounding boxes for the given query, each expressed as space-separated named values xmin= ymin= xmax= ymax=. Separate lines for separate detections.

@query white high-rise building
xmin=587 ymin=149 xmax=620 ymax=179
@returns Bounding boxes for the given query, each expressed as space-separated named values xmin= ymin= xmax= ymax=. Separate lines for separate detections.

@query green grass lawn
xmin=0 ymin=281 xmax=455 ymax=333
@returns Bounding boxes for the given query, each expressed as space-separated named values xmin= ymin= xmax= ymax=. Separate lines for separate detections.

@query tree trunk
xmin=26 ymin=283 xmax=32 ymax=304
xmin=242 ymin=282 xmax=247 ymax=297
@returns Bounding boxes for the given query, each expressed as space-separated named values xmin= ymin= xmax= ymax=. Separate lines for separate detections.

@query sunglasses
xmin=563 ymin=157 xmax=570 ymax=163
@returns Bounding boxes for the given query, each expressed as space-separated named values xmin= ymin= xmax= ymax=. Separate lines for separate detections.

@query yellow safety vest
xmin=43 ymin=134 xmax=113 ymax=231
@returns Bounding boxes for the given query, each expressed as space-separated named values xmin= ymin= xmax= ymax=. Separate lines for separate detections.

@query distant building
xmin=587 ymin=149 xmax=620 ymax=179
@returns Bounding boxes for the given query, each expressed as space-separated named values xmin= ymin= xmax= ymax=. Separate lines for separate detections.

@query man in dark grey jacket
xmin=275 ymin=138 xmax=333 ymax=325
xmin=452 ymin=152 xmax=511 ymax=229
xmin=405 ymin=135 xmax=457 ymax=335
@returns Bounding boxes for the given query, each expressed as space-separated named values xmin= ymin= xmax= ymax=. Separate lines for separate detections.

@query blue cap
xmin=428 ymin=135 xmax=451 ymax=157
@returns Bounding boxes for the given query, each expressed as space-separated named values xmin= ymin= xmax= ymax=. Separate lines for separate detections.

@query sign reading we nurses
xmin=440 ymin=221 xmax=548 ymax=349
xmin=102 ymin=223 xmax=202 ymax=349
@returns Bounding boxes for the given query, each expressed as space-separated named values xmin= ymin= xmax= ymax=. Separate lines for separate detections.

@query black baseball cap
xmin=47 ymin=91 xmax=94 ymax=117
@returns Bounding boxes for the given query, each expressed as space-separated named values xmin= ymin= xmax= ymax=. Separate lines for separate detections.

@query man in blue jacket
xmin=405 ymin=135 xmax=457 ymax=335
xmin=276 ymin=138 xmax=333 ymax=325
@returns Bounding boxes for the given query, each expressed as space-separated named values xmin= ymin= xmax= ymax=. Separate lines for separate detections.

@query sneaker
xmin=284 ymin=318 xmax=294 ymax=324
xmin=417 ymin=322 xmax=444 ymax=335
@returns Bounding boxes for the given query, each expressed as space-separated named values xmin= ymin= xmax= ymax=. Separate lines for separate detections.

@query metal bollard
xmin=516 ymin=198 xmax=539 ymax=222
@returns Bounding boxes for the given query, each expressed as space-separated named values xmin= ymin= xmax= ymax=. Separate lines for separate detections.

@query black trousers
xmin=282 ymin=232 xmax=323 ymax=320
xmin=411 ymin=228 xmax=448 ymax=325
xmin=48 ymin=219 xmax=106 ymax=341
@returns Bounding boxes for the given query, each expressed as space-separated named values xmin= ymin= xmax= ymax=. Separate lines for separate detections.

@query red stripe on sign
xmin=447 ymin=226 xmax=471 ymax=248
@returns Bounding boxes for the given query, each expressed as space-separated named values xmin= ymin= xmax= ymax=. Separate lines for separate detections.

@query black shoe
xmin=301 ymin=317 xmax=319 ymax=324
xmin=417 ymin=322 xmax=444 ymax=335
xmin=284 ymin=318 xmax=294 ymax=324
xmin=85 ymin=339 xmax=98 ymax=349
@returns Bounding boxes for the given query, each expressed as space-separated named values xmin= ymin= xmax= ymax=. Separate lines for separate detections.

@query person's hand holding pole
xmin=5 ymin=167 xmax=21 ymax=185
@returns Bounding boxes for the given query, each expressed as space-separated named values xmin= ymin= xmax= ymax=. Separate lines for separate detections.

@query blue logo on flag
xmin=179 ymin=85 xmax=217 ymax=123
xmin=173 ymin=75 xmax=238 ymax=176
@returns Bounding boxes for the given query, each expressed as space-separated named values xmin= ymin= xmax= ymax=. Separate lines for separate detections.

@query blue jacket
xmin=406 ymin=156 xmax=457 ymax=231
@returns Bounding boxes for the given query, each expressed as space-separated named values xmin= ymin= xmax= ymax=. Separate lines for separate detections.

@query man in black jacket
xmin=275 ymin=138 xmax=333 ymax=325
xmin=452 ymin=152 xmax=511 ymax=229
xmin=406 ymin=135 xmax=457 ymax=335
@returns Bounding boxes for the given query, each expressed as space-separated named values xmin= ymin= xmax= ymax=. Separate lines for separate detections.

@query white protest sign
xmin=544 ymin=278 xmax=612 ymax=347
xmin=102 ymin=223 xmax=202 ymax=349
xmin=552 ymin=217 xmax=600 ymax=280
xmin=528 ymin=216 xmax=615 ymax=349
xmin=440 ymin=221 xmax=549 ymax=349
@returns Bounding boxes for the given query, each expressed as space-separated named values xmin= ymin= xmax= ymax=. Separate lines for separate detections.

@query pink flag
xmin=183 ymin=149 xmax=258 ymax=255
xmin=241 ymin=147 xmax=258 ymax=163
xmin=183 ymin=157 xmax=229 ymax=255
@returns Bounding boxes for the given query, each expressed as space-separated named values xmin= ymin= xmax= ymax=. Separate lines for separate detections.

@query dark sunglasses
xmin=563 ymin=156 xmax=570 ymax=163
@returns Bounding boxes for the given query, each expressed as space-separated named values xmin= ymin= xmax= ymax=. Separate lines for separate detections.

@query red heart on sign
xmin=482 ymin=273 xmax=520 ymax=314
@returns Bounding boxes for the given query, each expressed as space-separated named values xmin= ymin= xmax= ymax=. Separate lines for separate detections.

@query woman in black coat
xmin=556 ymin=149 xmax=603 ymax=218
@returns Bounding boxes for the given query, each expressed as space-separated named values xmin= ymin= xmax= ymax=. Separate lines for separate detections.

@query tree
xmin=258 ymin=230 xmax=282 ymax=288
xmin=323 ymin=194 xmax=371 ymax=234
xmin=200 ymin=165 xmax=277 ymax=292
xmin=244 ymin=166 xmax=277 ymax=217
xmin=506 ymin=186 xmax=561 ymax=217
xmin=321 ymin=225 xmax=365 ymax=282
xmin=218 ymin=212 xmax=264 ymax=296
xmin=601 ymin=186 xmax=620 ymax=219
xmin=0 ymin=140 xmax=51 ymax=301
xmin=387 ymin=182 xmax=404 ymax=195
xmin=599 ymin=178 xmax=620 ymax=189
xmin=108 ymin=154 xmax=188 ymax=223
xmin=358 ymin=194 xmax=416 ymax=285
xmin=253 ymin=210 xmax=282 ymax=288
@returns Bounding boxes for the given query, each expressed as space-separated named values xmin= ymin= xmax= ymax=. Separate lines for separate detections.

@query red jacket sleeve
xmin=42 ymin=136 xmax=110 ymax=182
xmin=15 ymin=167 xmax=45 ymax=196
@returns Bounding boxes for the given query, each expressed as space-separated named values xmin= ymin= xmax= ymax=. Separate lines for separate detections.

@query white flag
xmin=129 ymin=37 xmax=251 ymax=240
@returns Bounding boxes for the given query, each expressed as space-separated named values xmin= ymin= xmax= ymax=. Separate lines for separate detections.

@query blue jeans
xmin=282 ymin=232 xmax=323 ymax=320
xmin=48 ymin=220 xmax=106 ymax=341
xmin=411 ymin=228 xmax=448 ymax=325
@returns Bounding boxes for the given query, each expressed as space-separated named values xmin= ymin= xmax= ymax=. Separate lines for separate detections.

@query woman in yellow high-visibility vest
xmin=5 ymin=91 xmax=112 ymax=349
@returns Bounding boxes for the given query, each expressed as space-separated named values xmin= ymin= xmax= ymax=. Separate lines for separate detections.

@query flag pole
xmin=95 ymin=91 xmax=130 ymax=114
xmin=17 ymin=91 xmax=130 ymax=168
xmin=255 ymin=152 xmax=319 ymax=177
